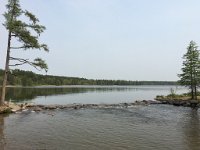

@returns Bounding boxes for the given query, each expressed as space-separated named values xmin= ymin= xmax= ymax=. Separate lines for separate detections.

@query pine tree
xmin=178 ymin=41 xmax=200 ymax=100
xmin=0 ymin=0 xmax=49 ymax=105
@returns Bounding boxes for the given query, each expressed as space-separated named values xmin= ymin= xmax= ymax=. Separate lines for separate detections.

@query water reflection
xmin=6 ymin=87 xmax=90 ymax=101
xmin=3 ymin=87 xmax=136 ymax=102
xmin=1 ymin=87 xmax=133 ymax=102
xmin=0 ymin=115 xmax=7 ymax=150
xmin=184 ymin=110 xmax=200 ymax=150
xmin=0 ymin=86 xmax=187 ymax=105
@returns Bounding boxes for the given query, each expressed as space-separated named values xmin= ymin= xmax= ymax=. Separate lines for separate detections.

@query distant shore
xmin=0 ymin=84 xmax=178 ymax=88
xmin=0 ymin=69 xmax=177 ymax=86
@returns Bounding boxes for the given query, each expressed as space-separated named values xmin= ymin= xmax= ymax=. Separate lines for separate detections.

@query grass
xmin=156 ymin=93 xmax=200 ymax=101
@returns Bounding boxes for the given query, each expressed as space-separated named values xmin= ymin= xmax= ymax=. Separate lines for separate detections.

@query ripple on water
xmin=0 ymin=105 xmax=200 ymax=150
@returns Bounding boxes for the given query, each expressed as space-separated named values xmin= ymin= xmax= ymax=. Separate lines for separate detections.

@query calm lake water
xmin=1 ymin=85 xmax=200 ymax=150
xmin=5 ymin=85 xmax=186 ymax=104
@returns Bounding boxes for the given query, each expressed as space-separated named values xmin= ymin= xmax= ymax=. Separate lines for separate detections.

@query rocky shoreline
xmin=155 ymin=98 xmax=200 ymax=108
xmin=0 ymin=100 xmax=162 ymax=114
xmin=25 ymin=100 xmax=163 ymax=112
xmin=1 ymin=98 xmax=199 ymax=114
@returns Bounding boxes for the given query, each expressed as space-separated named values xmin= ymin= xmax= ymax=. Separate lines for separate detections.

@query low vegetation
xmin=156 ymin=91 xmax=200 ymax=101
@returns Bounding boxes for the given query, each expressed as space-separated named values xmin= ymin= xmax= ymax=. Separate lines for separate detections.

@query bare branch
xmin=10 ymin=57 xmax=29 ymax=62
xmin=9 ymin=62 xmax=27 ymax=66
xmin=9 ymin=57 xmax=41 ymax=71
xmin=10 ymin=45 xmax=34 ymax=49
xmin=10 ymin=46 xmax=24 ymax=49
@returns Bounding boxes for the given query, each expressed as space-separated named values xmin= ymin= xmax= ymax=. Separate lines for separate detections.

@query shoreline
xmin=1 ymin=98 xmax=199 ymax=114
xmin=25 ymin=100 xmax=162 ymax=112
xmin=155 ymin=97 xmax=200 ymax=108
xmin=0 ymin=100 xmax=161 ymax=114
xmin=0 ymin=85 xmax=178 ymax=88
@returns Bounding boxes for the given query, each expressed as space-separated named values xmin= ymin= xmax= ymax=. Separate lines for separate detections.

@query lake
xmin=1 ymin=85 xmax=200 ymax=150
xmin=5 ymin=85 xmax=186 ymax=104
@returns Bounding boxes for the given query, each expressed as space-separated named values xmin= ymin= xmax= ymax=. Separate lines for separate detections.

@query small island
xmin=155 ymin=94 xmax=200 ymax=108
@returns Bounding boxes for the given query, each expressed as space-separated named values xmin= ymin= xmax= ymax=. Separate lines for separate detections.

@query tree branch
xmin=10 ymin=46 xmax=33 ymax=49
xmin=9 ymin=62 xmax=27 ymax=66
xmin=9 ymin=57 xmax=41 ymax=71
xmin=10 ymin=46 xmax=25 ymax=49
xmin=10 ymin=57 xmax=29 ymax=62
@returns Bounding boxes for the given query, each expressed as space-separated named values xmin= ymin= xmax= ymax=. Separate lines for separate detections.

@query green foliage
xmin=33 ymin=58 xmax=48 ymax=72
xmin=178 ymin=41 xmax=200 ymax=100
xmin=0 ymin=69 xmax=177 ymax=86
xmin=1 ymin=0 xmax=49 ymax=104
xmin=4 ymin=0 xmax=48 ymax=71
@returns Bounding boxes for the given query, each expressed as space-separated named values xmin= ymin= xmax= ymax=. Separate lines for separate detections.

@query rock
xmin=33 ymin=107 xmax=43 ymax=112
xmin=11 ymin=109 xmax=17 ymax=113
xmin=5 ymin=99 xmax=200 ymax=113
xmin=74 ymin=106 xmax=79 ymax=109
xmin=184 ymin=102 xmax=191 ymax=107
xmin=58 ymin=105 xmax=65 ymax=109
xmin=0 ymin=106 xmax=12 ymax=114
xmin=169 ymin=100 xmax=174 ymax=105
xmin=148 ymin=100 xmax=162 ymax=104
xmin=190 ymin=100 xmax=198 ymax=104
xmin=121 ymin=103 xmax=129 ymax=108
xmin=142 ymin=100 xmax=149 ymax=104
xmin=44 ymin=105 xmax=57 ymax=110
xmin=25 ymin=104 xmax=34 ymax=108
xmin=190 ymin=100 xmax=199 ymax=108
xmin=173 ymin=101 xmax=181 ymax=106
xmin=37 ymin=105 xmax=45 ymax=108
xmin=8 ymin=103 xmax=21 ymax=112
xmin=180 ymin=101 xmax=187 ymax=105
xmin=161 ymin=101 xmax=168 ymax=104
xmin=196 ymin=103 xmax=200 ymax=108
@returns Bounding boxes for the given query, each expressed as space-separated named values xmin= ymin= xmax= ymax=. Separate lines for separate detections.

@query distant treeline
xmin=0 ymin=69 xmax=177 ymax=86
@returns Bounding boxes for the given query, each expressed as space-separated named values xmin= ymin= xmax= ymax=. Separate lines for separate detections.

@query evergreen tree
xmin=0 ymin=0 xmax=49 ymax=105
xmin=178 ymin=41 xmax=200 ymax=100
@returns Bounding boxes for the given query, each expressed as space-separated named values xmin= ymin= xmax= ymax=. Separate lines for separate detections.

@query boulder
xmin=190 ymin=100 xmax=199 ymax=108
xmin=0 ymin=106 xmax=12 ymax=114
xmin=173 ymin=101 xmax=181 ymax=106
xmin=33 ymin=107 xmax=43 ymax=112
xmin=44 ymin=105 xmax=57 ymax=110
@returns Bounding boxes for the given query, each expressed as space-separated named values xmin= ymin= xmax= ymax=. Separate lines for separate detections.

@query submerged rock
xmin=33 ymin=107 xmax=43 ymax=112
xmin=1 ymin=99 xmax=182 ymax=114
xmin=23 ymin=100 xmax=157 ymax=112
xmin=44 ymin=105 xmax=57 ymax=110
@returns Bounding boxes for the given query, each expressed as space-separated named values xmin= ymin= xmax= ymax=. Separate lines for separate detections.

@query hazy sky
xmin=1 ymin=0 xmax=200 ymax=81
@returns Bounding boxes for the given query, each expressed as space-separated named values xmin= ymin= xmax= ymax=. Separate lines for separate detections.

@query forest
xmin=0 ymin=69 xmax=176 ymax=86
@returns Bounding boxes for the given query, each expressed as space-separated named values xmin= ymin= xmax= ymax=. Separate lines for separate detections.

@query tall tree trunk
xmin=193 ymin=67 xmax=197 ymax=100
xmin=191 ymin=86 xmax=194 ymax=100
xmin=0 ymin=31 xmax=12 ymax=106
xmin=194 ymin=85 xmax=197 ymax=100
xmin=0 ymin=0 xmax=16 ymax=106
